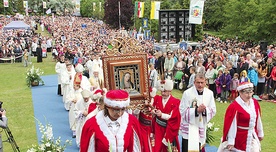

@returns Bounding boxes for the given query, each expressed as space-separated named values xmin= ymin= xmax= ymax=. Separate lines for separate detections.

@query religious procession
xmin=51 ymin=17 xmax=270 ymax=152
xmin=0 ymin=0 xmax=275 ymax=152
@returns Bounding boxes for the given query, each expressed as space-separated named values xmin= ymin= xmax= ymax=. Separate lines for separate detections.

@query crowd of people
xmin=0 ymin=16 xmax=49 ymax=64
xmin=1 ymin=15 xmax=275 ymax=152
xmin=149 ymin=36 xmax=276 ymax=102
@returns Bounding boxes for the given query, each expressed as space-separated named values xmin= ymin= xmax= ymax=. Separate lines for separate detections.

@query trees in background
xmin=80 ymin=0 xmax=104 ymax=19
xmin=204 ymin=0 xmax=276 ymax=43
xmin=0 ymin=0 xmax=74 ymax=15
xmin=104 ymin=0 xmax=134 ymax=29
xmin=48 ymin=0 xmax=74 ymax=15
xmin=0 ymin=0 xmax=274 ymax=42
xmin=0 ymin=0 xmax=24 ymax=15
xmin=204 ymin=0 xmax=226 ymax=32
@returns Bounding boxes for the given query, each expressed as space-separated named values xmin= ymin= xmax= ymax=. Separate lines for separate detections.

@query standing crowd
xmin=1 ymin=15 xmax=274 ymax=152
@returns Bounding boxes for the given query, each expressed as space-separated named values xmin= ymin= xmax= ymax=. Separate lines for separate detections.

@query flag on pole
xmin=134 ymin=1 xmax=138 ymax=18
xmin=99 ymin=2 xmax=102 ymax=12
xmin=52 ymin=13 xmax=55 ymax=22
xmin=75 ymin=0 xmax=80 ymax=12
xmin=137 ymin=2 xmax=145 ymax=18
xmin=24 ymin=1 xmax=28 ymax=16
xmin=142 ymin=18 xmax=148 ymax=28
xmin=46 ymin=8 xmax=51 ymax=14
xmin=93 ymin=2 xmax=96 ymax=12
xmin=43 ymin=2 xmax=46 ymax=9
xmin=3 ymin=0 xmax=9 ymax=7
xmin=144 ymin=30 xmax=151 ymax=40
xmin=150 ymin=1 xmax=161 ymax=20
xmin=189 ymin=0 xmax=205 ymax=24
xmin=118 ymin=1 xmax=121 ymax=16
xmin=23 ymin=1 xmax=28 ymax=8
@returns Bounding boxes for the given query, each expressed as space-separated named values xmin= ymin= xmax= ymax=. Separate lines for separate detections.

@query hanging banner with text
xmin=142 ymin=18 xmax=148 ymax=28
xmin=144 ymin=30 xmax=151 ymax=40
xmin=93 ymin=2 xmax=96 ymax=12
xmin=150 ymin=1 xmax=161 ymax=20
xmin=99 ymin=2 xmax=102 ymax=12
xmin=3 ymin=0 xmax=9 ymax=7
xmin=75 ymin=0 xmax=80 ymax=12
xmin=43 ymin=2 xmax=47 ymax=9
xmin=23 ymin=1 xmax=28 ymax=8
xmin=189 ymin=0 xmax=205 ymax=24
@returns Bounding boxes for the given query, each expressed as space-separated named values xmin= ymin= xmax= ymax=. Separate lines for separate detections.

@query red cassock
xmin=80 ymin=111 xmax=142 ymax=152
xmin=88 ymin=102 xmax=97 ymax=114
xmin=152 ymin=95 xmax=181 ymax=152
xmin=139 ymin=112 xmax=153 ymax=152
xmin=222 ymin=98 xmax=262 ymax=151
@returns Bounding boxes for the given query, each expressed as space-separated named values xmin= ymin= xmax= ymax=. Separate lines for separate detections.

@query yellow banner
xmin=150 ymin=1 xmax=160 ymax=20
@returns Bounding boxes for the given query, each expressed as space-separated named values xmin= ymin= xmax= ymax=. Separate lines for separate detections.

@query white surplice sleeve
xmin=205 ymin=92 xmax=217 ymax=122
xmin=227 ymin=113 xmax=237 ymax=145
xmin=256 ymin=111 xmax=264 ymax=138
xmin=133 ymin=128 xmax=142 ymax=152
xmin=87 ymin=133 xmax=95 ymax=152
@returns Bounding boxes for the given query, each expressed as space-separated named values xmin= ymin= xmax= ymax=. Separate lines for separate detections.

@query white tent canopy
xmin=3 ymin=21 xmax=31 ymax=30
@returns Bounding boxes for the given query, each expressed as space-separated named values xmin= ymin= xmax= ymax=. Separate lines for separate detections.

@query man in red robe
xmin=80 ymin=89 xmax=142 ymax=152
xmin=137 ymin=87 xmax=157 ymax=152
xmin=221 ymin=82 xmax=264 ymax=152
xmin=151 ymin=79 xmax=181 ymax=152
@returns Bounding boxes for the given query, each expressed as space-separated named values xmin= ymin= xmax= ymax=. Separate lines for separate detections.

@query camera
xmin=0 ymin=101 xmax=4 ymax=120
xmin=0 ymin=101 xmax=4 ymax=111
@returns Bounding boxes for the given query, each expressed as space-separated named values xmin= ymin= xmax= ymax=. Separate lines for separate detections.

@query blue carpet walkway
xmin=31 ymin=75 xmax=79 ymax=152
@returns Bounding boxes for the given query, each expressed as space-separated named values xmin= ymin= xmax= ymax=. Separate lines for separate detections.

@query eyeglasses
xmin=106 ymin=106 xmax=126 ymax=113
xmin=241 ymin=88 xmax=254 ymax=94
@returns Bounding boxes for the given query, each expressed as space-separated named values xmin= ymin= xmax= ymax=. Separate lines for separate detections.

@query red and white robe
xmin=139 ymin=112 xmax=153 ymax=152
xmin=80 ymin=111 xmax=142 ymax=152
xmin=85 ymin=102 xmax=99 ymax=121
xmin=152 ymin=95 xmax=181 ymax=152
xmin=222 ymin=97 xmax=264 ymax=152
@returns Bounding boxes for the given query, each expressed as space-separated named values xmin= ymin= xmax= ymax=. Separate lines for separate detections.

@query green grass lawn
xmin=0 ymin=54 xmax=56 ymax=151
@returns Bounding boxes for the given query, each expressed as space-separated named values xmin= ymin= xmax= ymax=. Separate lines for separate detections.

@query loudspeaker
xmin=179 ymin=12 xmax=184 ymax=17
xmin=161 ymin=26 xmax=168 ymax=32
xmin=179 ymin=26 xmax=184 ymax=31
xmin=169 ymin=32 xmax=175 ymax=39
xmin=170 ymin=26 xmax=176 ymax=32
xmin=161 ymin=12 xmax=168 ymax=18
xmin=161 ymin=18 xmax=167 ymax=25
xmin=179 ymin=32 xmax=184 ymax=38
xmin=161 ymin=33 xmax=168 ymax=39
xmin=169 ymin=12 xmax=176 ymax=17
xmin=179 ymin=18 xmax=184 ymax=24
xmin=260 ymin=41 xmax=268 ymax=51
xmin=169 ymin=18 xmax=176 ymax=24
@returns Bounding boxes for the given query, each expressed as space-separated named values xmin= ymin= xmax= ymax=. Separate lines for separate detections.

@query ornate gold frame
xmin=102 ymin=37 xmax=149 ymax=110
